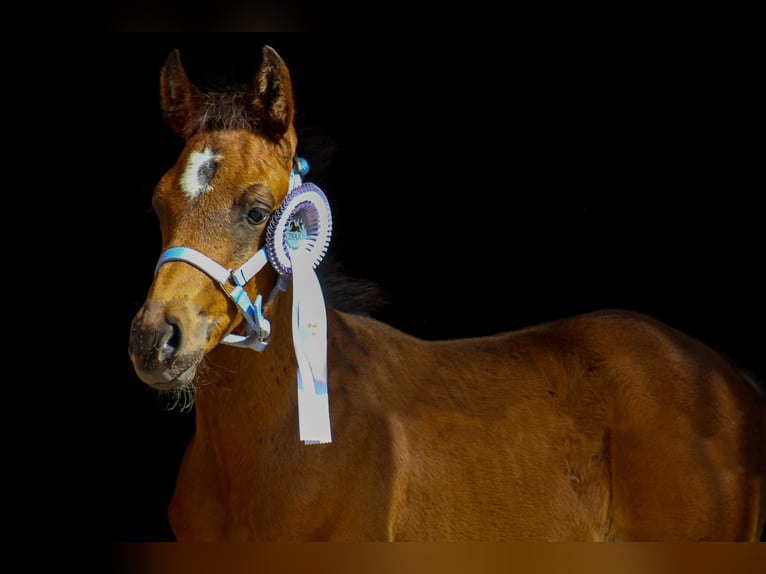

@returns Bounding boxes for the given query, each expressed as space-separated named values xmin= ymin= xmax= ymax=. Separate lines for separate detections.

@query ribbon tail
xmin=291 ymin=248 xmax=332 ymax=444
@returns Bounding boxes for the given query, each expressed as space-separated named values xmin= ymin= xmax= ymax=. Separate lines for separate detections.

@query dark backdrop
xmin=96 ymin=35 xmax=762 ymax=541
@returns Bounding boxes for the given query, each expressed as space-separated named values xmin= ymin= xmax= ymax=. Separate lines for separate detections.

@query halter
xmin=154 ymin=157 xmax=334 ymax=444
xmin=156 ymin=245 xmax=273 ymax=351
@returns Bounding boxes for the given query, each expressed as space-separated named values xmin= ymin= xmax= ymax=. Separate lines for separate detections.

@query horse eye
xmin=246 ymin=207 xmax=270 ymax=225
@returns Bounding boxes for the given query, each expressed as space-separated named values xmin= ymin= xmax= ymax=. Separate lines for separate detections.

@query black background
xmin=96 ymin=35 xmax=762 ymax=541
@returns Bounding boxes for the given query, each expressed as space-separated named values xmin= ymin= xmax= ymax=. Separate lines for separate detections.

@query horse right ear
xmin=251 ymin=45 xmax=295 ymax=143
xmin=160 ymin=49 xmax=202 ymax=138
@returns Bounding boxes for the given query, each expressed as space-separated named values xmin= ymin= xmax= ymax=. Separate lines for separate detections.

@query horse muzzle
xmin=128 ymin=297 xmax=206 ymax=389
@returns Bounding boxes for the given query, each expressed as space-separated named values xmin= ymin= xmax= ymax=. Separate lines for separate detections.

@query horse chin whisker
xmin=159 ymin=355 xmax=216 ymax=413
xmin=159 ymin=382 xmax=196 ymax=413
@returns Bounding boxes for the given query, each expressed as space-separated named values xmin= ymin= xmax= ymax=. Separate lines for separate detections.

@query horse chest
xmin=169 ymin=432 xmax=392 ymax=541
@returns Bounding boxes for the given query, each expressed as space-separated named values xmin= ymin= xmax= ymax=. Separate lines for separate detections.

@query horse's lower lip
xmin=148 ymin=379 xmax=186 ymax=392
xmin=140 ymin=364 xmax=197 ymax=390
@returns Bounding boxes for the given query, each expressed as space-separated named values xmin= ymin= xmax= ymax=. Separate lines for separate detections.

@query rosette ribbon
xmin=266 ymin=178 xmax=333 ymax=444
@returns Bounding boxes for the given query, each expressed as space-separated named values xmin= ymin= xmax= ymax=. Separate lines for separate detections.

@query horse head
xmin=128 ymin=46 xmax=298 ymax=390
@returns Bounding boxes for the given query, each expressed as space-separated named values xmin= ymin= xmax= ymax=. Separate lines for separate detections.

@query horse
xmin=128 ymin=45 xmax=766 ymax=541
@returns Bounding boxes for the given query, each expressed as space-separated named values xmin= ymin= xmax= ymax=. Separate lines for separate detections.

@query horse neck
xmin=192 ymin=280 xmax=301 ymax=447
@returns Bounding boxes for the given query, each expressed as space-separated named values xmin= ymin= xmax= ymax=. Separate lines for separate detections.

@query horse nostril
xmin=157 ymin=317 xmax=182 ymax=363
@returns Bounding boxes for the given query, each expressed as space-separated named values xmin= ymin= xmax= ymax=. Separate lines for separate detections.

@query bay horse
xmin=128 ymin=45 xmax=766 ymax=541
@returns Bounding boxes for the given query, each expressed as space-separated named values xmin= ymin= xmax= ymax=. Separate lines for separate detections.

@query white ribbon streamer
xmin=290 ymin=247 xmax=332 ymax=444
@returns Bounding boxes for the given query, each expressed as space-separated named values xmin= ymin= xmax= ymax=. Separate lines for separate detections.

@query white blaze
xmin=181 ymin=147 xmax=222 ymax=199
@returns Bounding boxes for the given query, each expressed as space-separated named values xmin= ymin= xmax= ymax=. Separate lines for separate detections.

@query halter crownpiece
xmin=153 ymin=157 xmax=334 ymax=444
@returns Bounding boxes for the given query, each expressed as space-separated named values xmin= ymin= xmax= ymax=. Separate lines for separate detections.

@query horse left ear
xmin=160 ymin=48 xmax=202 ymax=138
xmin=252 ymin=45 xmax=295 ymax=142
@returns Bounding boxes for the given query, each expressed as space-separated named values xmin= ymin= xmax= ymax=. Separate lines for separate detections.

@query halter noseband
xmin=154 ymin=244 xmax=274 ymax=351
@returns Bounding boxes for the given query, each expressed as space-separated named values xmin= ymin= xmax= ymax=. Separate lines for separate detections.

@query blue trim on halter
xmin=156 ymin=246 xmax=231 ymax=284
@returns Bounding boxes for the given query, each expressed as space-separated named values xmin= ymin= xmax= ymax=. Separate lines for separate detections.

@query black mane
xmin=316 ymin=254 xmax=387 ymax=317
xmin=293 ymin=106 xmax=387 ymax=316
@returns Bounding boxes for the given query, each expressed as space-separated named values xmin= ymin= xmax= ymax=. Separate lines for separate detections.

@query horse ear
xmin=251 ymin=45 xmax=295 ymax=142
xmin=160 ymin=49 xmax=202 ymax=138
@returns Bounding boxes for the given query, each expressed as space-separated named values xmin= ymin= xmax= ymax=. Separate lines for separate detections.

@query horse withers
xmin=128 ymin=45 xmax=766 ymax=541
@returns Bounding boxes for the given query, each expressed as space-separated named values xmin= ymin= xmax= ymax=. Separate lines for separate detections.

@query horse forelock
xmin=178 ymin=88 xmax=296 ymax=170
xmin=186 ymin=88 xmax=258 ymax=135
